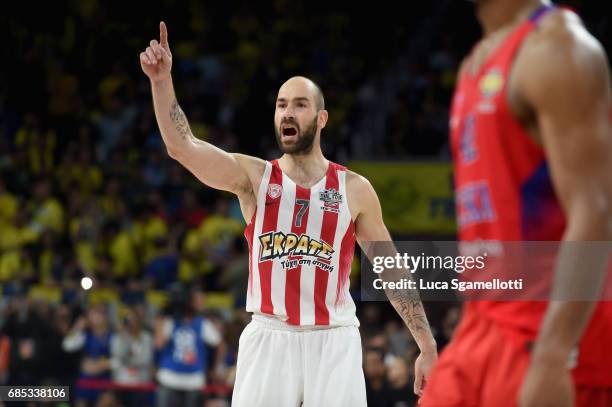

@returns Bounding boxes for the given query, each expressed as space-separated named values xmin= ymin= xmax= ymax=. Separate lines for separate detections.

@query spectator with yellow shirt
xmin=7 ymin=243 xmax=37 ymax=285
xmin=0 ymin=209 xmax=38 ymax=282
xmin=74 ymin=148 xmax=104 ymax=196
xmin=54 ymin=145 xmax=78 ymax=193
xmin=69 ymin=195 xmax=104 ymax=275
xmin=98 ymin=178 xmax=122 ymax=220
xmin=38 ymin=230 xmax=63 ymax=284
xmin=0 ymin=179 xmax=18 ymax=224
xmin=177 ymin=226 xmax=212 ymax=284
xmin=0 ymin=208 xmax=30 ymax=253
xmin=135 ymin=200 xmax=170 ymax=264
xmin=26 ymin=177 xmax=64 ymax=236
xmin=14 ymin=113 xmax=56 ymax=176
xmin=54 ymin=147 xmax=103 ymax=197
xmin=198 ymin=198 xmax=242 ymax=265
xmin=101 ymin=220 xmax=138 ymax=282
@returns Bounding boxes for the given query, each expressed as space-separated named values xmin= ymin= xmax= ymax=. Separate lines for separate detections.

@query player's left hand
xmin=414 ymin=350 xmax=437 ymax=396
xmin=519 ymin=362 xmax=573 ymax=407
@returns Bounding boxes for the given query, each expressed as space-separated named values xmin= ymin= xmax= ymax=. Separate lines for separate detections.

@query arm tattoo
xmin=386 ymin=286 xmax=429 ymax=333
xmin=362 ymin=240 xmax=434 ymax=345
xmin=169 ymin=99 xmax=192 ymax=141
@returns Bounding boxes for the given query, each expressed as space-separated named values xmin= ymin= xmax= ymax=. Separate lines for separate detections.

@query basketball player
xmin=139 ymin=22 xmax=438 ymax=406
xmin=419 ymin=1 xmax=612 ymax=406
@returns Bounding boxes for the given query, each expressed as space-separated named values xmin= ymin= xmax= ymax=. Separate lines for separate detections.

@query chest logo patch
xmin=267 ymin=183 xmax=282 ymax=199
xmin=479 ymin=68 xmax=504 ymax=98
xmin=319 ymin=188 xmax=343 ymax=211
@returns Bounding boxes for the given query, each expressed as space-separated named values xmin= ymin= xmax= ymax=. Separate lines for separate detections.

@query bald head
xmin=274 ymin=76 xmax=329 ymax=155
xmin=279 ymin=76 xmax=325 ymax=111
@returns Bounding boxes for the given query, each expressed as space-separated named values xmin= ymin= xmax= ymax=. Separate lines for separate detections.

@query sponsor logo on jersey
xmin=479 ymin=68 xmax=503 ymax=98
xmin=459 ymin=114 xmax=478 ymax=164
xmin=267 ymin=183 xmax=282 ymax=199
xmin=258 ymin=231 xmax=334 ymax=262
xmin=456 ymin=181 xmax=496 ymax=228
xmin=319 ymin=188 xmax=342 ymax=212
xmin=476 ymin=68 xmax=503 ymax=114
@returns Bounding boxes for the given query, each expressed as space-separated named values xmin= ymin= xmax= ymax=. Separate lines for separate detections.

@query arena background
xmin=0 ymin=1 xmax=609 ymax=406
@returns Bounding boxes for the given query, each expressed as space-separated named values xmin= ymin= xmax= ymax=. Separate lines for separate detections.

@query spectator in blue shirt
xmin=154 ymin=288 xmax=221 ymax=407
xmin=63 ymin=304 xmax=113 ymax=407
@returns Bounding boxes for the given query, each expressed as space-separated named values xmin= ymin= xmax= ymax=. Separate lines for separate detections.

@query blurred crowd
xmin=0 ymin=286 xmax=250 ymax=407
xmin=0 ymin=287 xmax=461 ymax=407
xmin=0 ymin=0 xmax=609 ymax=405
xmin=2 ymin=1 xmax=480 ymax=163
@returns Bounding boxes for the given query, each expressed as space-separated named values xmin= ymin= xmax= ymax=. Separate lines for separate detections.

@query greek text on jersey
xmin=258 ymin=232 xmax=335 ymax=262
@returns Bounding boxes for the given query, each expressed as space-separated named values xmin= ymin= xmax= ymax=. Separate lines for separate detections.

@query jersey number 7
xmin=295 ymin=199 xmax=310 ymax=228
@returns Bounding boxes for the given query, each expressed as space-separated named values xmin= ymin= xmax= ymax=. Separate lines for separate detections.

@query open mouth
xmin=282 ymin=126 xmax=298 ymax=137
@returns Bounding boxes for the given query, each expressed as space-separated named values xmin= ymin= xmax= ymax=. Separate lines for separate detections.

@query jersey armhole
xmin=501 ymin=8 xmax=559 ymax=152
xmin=339 ymin=169 xmax=358 ymax=226
xmin=245 ymin=161 xmax=273 ymax=229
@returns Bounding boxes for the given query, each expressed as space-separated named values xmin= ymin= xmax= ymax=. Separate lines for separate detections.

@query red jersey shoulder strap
xmin=495 ymin=4 xmax=557 ymax=69
xmin=463 ymin=4 xmax=557 ymax=82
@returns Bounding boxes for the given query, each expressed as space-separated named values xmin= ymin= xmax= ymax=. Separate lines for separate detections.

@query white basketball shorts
xmin=231 ymin=314 xmax=367 ymax=407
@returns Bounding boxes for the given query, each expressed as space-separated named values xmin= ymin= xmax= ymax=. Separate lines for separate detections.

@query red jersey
xmin=243 ymin=160 xmax=357 ymax=327
xmin=450 ymin=4 xmax=612 ymax=386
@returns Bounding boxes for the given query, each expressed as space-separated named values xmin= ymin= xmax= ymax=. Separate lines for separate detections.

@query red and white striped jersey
xmin=243 ymin=160 xmax=358 ymax=327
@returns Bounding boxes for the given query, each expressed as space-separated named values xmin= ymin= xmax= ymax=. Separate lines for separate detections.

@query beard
xmin=275 ymin=116 xmax=318 ymax=155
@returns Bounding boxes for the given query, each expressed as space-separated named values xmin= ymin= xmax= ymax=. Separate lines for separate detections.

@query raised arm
xmin=516 ymin=11 xmax=612 ymax=407
xmin=62 ymin=316 xmax=87 ymax=352
xmin=347 ymin=172 xmax=437 ymax=396
xmin=139 ymin=22 xmax=264 ymax=212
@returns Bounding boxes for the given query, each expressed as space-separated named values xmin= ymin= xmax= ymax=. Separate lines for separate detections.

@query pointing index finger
xmin=160 ymin=21 xmax=169 ymax=48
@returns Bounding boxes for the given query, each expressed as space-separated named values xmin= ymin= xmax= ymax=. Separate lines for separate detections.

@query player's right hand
xmin=140 ymin=21 xmax=172 ymax=83
xmin=414 ymin=349 xmax=437 ymax=397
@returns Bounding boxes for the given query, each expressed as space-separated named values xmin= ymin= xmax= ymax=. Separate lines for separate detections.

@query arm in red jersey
xmin=514 ymin=11 xmax=612 ymax=407
xmin=140 ymin=22 xmax=265 ymax=221
xmin=347 ymin=171 xmax=438 ymax=397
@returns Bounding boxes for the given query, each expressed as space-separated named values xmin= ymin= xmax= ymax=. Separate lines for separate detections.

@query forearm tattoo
xmin=363 ymin=241 xmax=433 ymax=341
xmin=386 ymin=286 xmax=429 ymax=334
xmin=169 ymin=99 xmax=192 ymax=141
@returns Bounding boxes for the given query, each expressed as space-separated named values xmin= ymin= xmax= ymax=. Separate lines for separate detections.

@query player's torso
xmin=450 ymin=5 xmax=565 ymax=242
xmin=450 ymin=9 xmax=612 ymax=386
xmin=244 ymin=160 xmax=358 ymax=327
